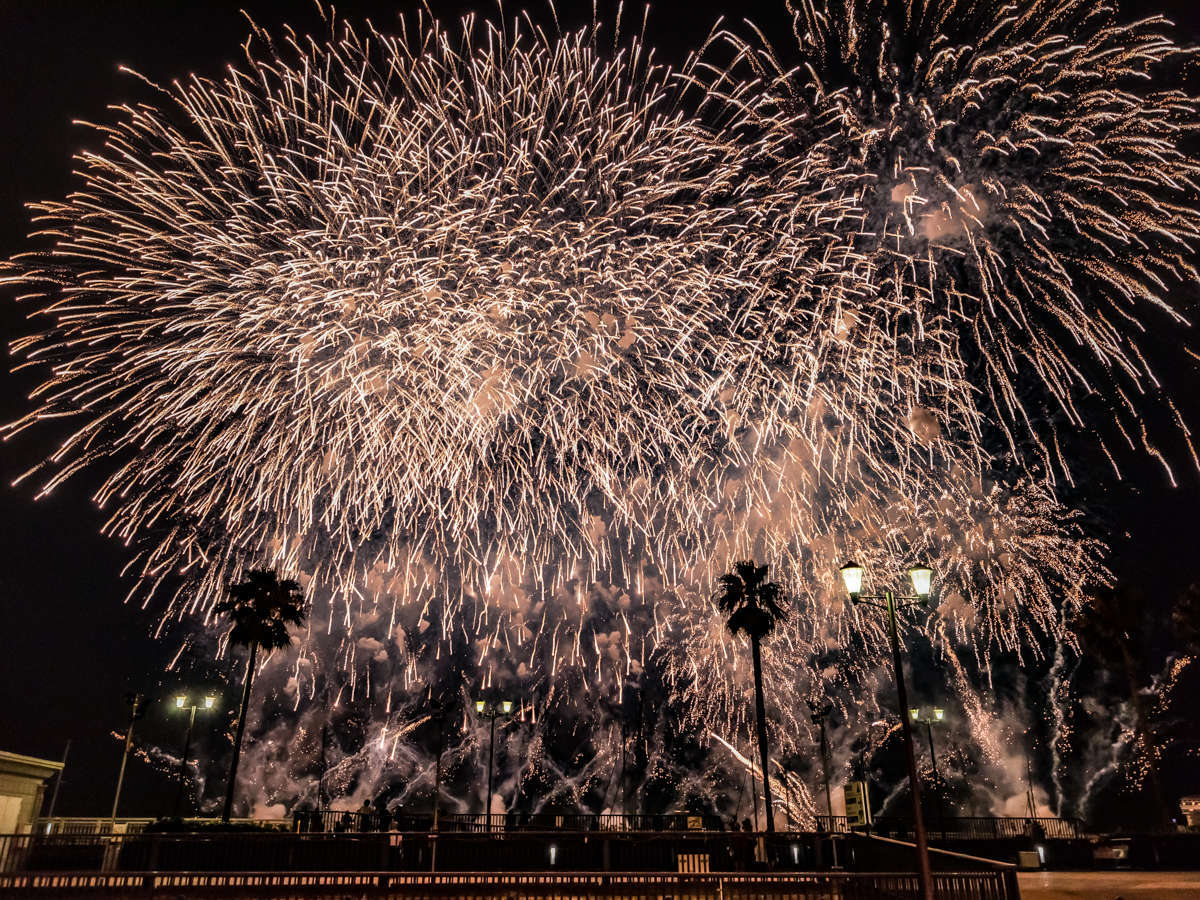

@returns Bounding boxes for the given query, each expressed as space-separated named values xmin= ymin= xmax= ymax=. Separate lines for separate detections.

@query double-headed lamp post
xmin=174 ymin=693 xmax=216 ymax=817
xmin=911 ymin=707 xmax=947 ymax=839
xmin=475 ymin=697 xmax=514 ymax=824
xmin=840 ymin=562 xmax=935 ymax=900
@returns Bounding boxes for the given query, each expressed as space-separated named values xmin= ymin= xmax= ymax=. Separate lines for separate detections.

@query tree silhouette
xmin=1074 ymin=584 xmax=1168 ymax=827
xmin=216 ymin=568 xmax=305 ymax=822
xmin=717 ymin=560 xmax=788 ymax=833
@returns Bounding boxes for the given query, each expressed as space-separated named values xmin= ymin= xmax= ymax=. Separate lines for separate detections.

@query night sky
xmin=1 ymin=0 xmax=1198 ymax=818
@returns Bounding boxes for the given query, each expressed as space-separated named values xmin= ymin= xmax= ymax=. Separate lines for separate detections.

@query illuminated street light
xmin=839 ymin=563 xmax=864 ymax=600
xmin=839 ymin=563 xmax=937 ymax=900
xmin=475 ymin=695 xmax=516 ymax=828
xmin=911 ymin=707 xmax=949 ymax=839
xmin=908 ymin=564 xmax=933 ymax=599
xmin=174 ymin=692 xmax=218 ymax=817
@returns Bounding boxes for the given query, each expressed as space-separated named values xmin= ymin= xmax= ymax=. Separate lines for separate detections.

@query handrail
xmin=815 ymin=814 xmax=1082 ymax=840
xmin=861 ymin=832 xmax=1017 ymax=869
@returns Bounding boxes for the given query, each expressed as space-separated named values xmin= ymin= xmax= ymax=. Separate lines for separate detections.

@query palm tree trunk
xmin=751 ymin=636 xmax=775 ymax=833
xmin=222 ymin=642 xmax=258 ymax=823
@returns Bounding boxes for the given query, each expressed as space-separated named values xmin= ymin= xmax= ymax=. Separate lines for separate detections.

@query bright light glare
xmin=839 ymin=563 xmax=865 ymax=598
xmin=908 ymin=565 xmax=933 ymax=598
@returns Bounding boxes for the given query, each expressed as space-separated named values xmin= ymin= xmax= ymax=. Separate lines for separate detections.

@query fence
xmin=814 ymin=816 xmax=1081 ymax=841
xmin=34 ymin=817 xmax=282 ymax=836
xmin=40 ymin=812 xmax=1076 ymax=840
xmin=0 ymin=869 xmax=1021 ymax=899
xmin=293 ymin=810 xmax=727 ymax=833
xmin=0 ymin=830 xmax=1011 ymax=876
xmin=3 ymin=831 xmax=799 ymax=874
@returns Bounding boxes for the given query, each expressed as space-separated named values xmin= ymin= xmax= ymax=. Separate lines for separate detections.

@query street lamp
xmin=808 ymin=702 xmax=835 ymax=828
xmin=839 ymin=562 xmax=936 ymax=900
xmin=475 ymin=696 xmax=514 ymax=826
xmin=110 ymin=693 xmax=145 ymax=822
xmin=910 ymin=707 xmax=947 ymax=839
xmin=809 ymin=700 xmax=841 ymax=868
xmin=173 ymin=693 xmax=217 ymax=817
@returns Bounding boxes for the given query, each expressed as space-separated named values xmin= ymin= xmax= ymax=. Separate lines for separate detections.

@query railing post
xmin=101 ymin=835 xmax=120 ymax=872
xmin=1003 ymin=866 xmax=1020 ymax=899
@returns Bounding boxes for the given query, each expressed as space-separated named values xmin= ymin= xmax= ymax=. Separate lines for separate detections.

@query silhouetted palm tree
xmin=216 ymin=568 xmax=305 ymax=822
xmin=717 ymin=560 xmax=788 ymax=833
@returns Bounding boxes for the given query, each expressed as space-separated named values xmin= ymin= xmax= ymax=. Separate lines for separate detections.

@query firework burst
xmin=3 ymin=0 xmax=1194 ymax=818
xmin=728 ymin=0 xmax=1200 ymax=478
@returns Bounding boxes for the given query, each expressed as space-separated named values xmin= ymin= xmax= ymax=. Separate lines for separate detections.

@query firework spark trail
xmin=3 ymin=1 xmax=1196 ymax=816
xmin=679 ymin=0 xmax=1199 ymax=808
xmin=727 ymin=0 xmax=1200 ymax=482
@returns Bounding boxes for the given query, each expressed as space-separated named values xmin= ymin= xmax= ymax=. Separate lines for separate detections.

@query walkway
xmin=1020 ymin=870 xmax=1200 ymax=899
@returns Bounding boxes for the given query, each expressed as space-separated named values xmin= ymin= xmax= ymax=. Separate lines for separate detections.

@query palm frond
xmin=716 ymin=558 xmax=788 ymax=639
xmin=217 ymin=567 xmax=307 ymax=652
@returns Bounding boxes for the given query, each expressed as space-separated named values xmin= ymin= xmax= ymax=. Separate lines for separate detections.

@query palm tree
xmin=717 ymin=560 xmax=788 ymax=833
xmin=216 ymin=568 xmax=306 ymax=822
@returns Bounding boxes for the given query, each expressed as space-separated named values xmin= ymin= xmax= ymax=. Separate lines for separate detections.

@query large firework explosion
xmin=3 ymin=0 xmax=1196 ymax=820
xmin=730 ymin=0 xmax=1200 ymax=479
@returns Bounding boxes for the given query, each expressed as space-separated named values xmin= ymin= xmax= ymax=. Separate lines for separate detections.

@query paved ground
xmin=1019 ymin=870 xmax=1200 ymax=899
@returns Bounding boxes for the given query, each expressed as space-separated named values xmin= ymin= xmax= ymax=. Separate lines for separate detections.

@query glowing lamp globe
xmin=908 ymin=564 xmax=933 ymax=599
xmin=839 ymin=563 xmax=865 ymax=599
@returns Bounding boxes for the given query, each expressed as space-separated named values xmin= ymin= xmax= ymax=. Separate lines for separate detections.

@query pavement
xmin=1019 ymin=870 xmax=1200 ymax=899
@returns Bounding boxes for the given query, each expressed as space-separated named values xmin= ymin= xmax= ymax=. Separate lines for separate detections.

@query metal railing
xmin=0 ymin=869 xmax=1021 ymax=899
xmin=292 ymin=810 xmax=728 ymax=833
xmin=1 ymin=831 xmax=774 ymax=874
xmin=815 ymin=815 xmax=1081 ymax=841
xmin=1 ymin=830 xmax=1012 ymax=876
xmin=33 ymin=817 xmax=282 ymax=836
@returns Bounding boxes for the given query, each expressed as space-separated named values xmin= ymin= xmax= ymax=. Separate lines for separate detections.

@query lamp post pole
xmin=487 ymin=712 xmax=497 ymax=822
xmin=46 ymin=740 xmax=70 ymax=820
xmin=175 ymin=704 xmax=198 ymax=817
xmin=911 ymin=708 xmax=947 ymax=840
xmin=110 ymin=693 xmax=144 ymax=823
xmin=883 ymin=590 xmax=933 ymax=898
xmin=750 ymin=761 xmax=759 ymax=831
xmin=811 ymin=703 xmax=840 ymax=868
xmin=926 ymin=719 xmax=944 ymax=839
xmin=430 ymin=706 xmax=446 ymax=833
xmin=476 ymin=697 xmax=513 ymax=828
xmin=173 ymin=694 xmax=215 ymax=818
xmin=619 ymin=718 xmax=628 ymax=816
xmin=840 ymin=564 xmax=936 ymax=900
xmin=809 ymin=703 xmax=835 ymax=826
